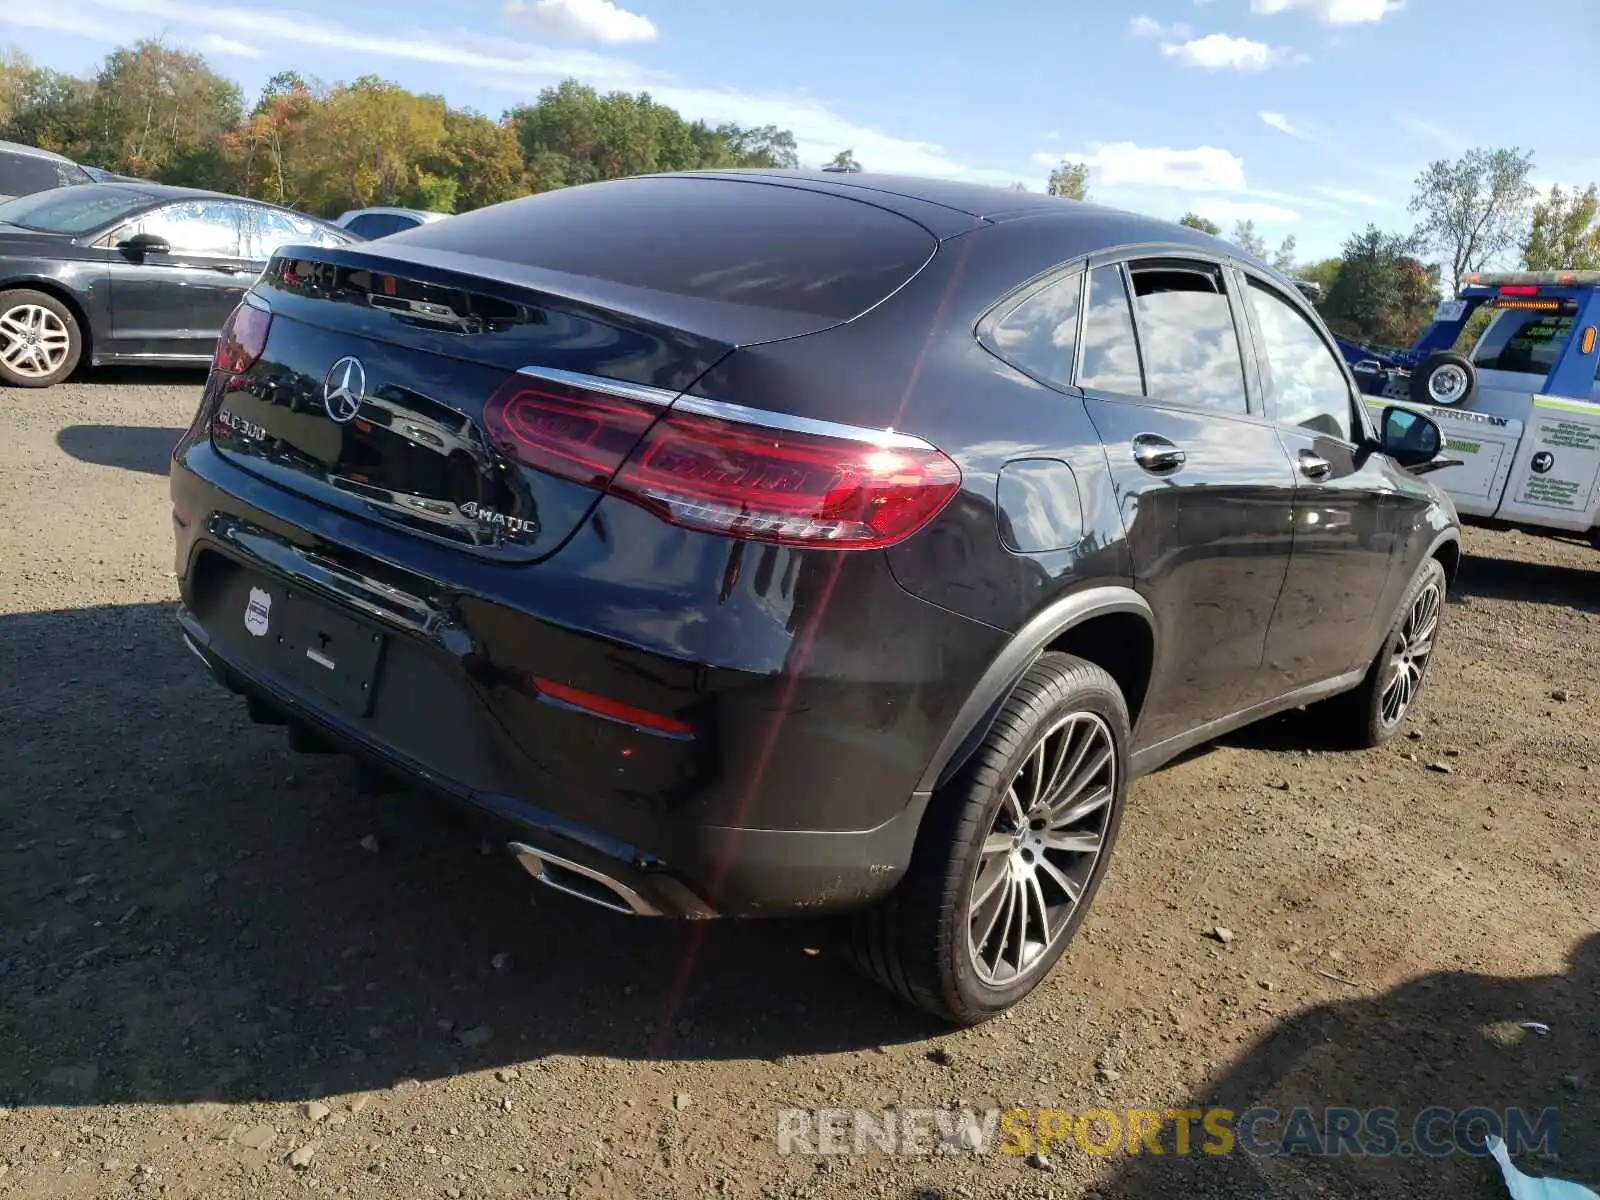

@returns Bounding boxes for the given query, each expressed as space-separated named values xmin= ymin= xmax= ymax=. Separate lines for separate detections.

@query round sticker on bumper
xmin=244 ymin=587 xmax=272 ymax=637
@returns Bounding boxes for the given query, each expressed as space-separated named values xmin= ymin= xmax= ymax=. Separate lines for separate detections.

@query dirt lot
xmin=1 ymin=375 xmax=1596 ymax=1200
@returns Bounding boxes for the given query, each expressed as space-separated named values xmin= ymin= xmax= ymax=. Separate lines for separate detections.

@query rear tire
xmin=1320 ymin=557 xmax=1446 ymax=749
xmin=850 ymin=653 xmax=1129 ymax=1025
xmin=0 ymin=288 xmax=82 ymax=388
xmin=1409 ymin=350 xmax=1475 ymax=408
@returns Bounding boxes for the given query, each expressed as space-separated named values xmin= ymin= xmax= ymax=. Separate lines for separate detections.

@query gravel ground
xmin=1 ymin=374 xmax=1596 ymax=1200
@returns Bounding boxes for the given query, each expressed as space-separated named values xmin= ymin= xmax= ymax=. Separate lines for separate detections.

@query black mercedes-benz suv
xmin=170 ymin=171 xmax=1461 ymax=1024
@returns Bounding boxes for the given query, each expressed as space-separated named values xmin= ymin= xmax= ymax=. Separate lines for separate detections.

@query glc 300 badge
xmin=459 ymin=500 xmax=537 ymax=538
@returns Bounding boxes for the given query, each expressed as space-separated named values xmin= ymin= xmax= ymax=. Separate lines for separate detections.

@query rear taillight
xmin=1497 ymin=285 xmax=1540 ymax=297
xmin=484 ymin=375 xmax=960 ymax=549
xmin=483 ymin=376 xmax=658 ymax=489
xmin=611 ymin=404 xmax=961 ymax=548
xmin=215 ymin=298 xmax=272 ymax=374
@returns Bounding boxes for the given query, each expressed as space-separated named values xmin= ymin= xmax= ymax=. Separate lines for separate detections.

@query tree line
xmin=0 ymin=40 xmax=801 ymax=218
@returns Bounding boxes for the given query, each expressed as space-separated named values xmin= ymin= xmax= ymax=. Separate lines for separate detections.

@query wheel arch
xmin=0 ymin=277 xmax=95 ymax=365
xmin=916 ymin=585 xmax=1156 ymax=794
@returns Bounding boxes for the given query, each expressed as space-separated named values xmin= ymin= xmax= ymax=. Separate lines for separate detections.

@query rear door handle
xmin=1132 ymin=433 xmax=1186 ymax=474
xmin=1297 ymin=450 xmax=1333 ymax=479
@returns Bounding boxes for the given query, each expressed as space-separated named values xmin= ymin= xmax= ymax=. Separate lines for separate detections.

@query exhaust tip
xmin=508 ymin=842 xmax=660 ymax=917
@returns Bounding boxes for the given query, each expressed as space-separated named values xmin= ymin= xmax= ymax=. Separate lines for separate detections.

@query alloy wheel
xmin=966 ymin=711 xmax=1115 ymax=987
xmin=1380 ymin=578 xmax=1441 ymax=727
xmin=0 ymin=304 xmax=72 ymax=380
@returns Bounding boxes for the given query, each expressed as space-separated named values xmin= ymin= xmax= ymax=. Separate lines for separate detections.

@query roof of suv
xmin=0 ymin=139 xmax=79 ymax=164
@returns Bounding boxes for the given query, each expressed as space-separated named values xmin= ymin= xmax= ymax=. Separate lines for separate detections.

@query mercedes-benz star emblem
xmin=322 ymin=356 xmax=366 ymax=424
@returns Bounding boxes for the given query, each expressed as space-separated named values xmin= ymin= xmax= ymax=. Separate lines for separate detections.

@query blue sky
xmin=4 ymin=0 xmax=1598 ymax=260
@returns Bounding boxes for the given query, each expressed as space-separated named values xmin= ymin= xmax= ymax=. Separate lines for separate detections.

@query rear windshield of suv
xmin=0 ymin=149 xmax=91 ymax=198
xmin=395 ymin=176 xmax=937 ymax=321
xmin=1471 ymin=310 xmax=1574 ymax=376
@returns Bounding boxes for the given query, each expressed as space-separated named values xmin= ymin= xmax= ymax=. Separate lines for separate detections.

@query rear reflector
xmin=611 ymin=405 xmax=961 ymax=549
xmin=215 ymin=297 xmax=272 ymax=375
xmin=532 ymin=676 xmax=692 ymax=737
xmin=484 ymin=376 xmax=961 ymax=550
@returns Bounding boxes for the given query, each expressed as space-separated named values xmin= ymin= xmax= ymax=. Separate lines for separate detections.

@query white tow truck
xmin=1343 ymin=270 xmax=1600 ymax=548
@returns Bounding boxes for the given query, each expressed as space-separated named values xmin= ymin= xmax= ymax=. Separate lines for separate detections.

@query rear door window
xmin=399 ymin=177 xmax=937 ymax=321
xmin=1127 ymin=261 xmax=1248 ymax=415
xmin=345 ymin=212 xmax=411 ymax=239
xmin=1471 ymin=310 xmax=1574 ymax=376
xmin=1077 ymin=265 xmax=1144 ymax=394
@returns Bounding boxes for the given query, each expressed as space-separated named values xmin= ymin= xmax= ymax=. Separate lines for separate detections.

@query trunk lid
xmin=209 ymin=248 xmax=756 ymax=564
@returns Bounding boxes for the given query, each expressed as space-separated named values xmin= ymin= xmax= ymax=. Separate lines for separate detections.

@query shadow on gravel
xmin=77 ymin=365 xmax=210 ymax=387
xmin=1089 ymin=933 xmax=1598 ymax=1200
xmin=1454 ymin=554 xmax=1600 ymax=615
xmin=0 ymin=603 xmax=941 ymax=1112
xmin=55 ymin=425 xmax=185 ymax=476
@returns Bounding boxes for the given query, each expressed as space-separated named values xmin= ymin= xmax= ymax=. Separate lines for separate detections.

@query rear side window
xmin=401 ymin=177 xmax=937 ymax=320
xmin=1128 ymin=262 xmax=1247 ymax=414
xmin=1078 ymin=265 xmax=1143 ymax=394
xmin=987 ymin=268 xmax=1082 ymax=388
xmin=0 ymin=150 xmax=87 ymax=197
xmin=1471 ymin=311 xmax=1574 ymax=376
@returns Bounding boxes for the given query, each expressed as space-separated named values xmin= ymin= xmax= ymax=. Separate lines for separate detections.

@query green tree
xmin=294 ymin=75 xmax=450 ymax=213
xmin=0 ymin=58 xmax=95 ymax=159
xmin=434 ymin=109 xmax=526 ymax=211
xmin=1296 ymin=256 xmax=1342 ymax=302
xmin=1179 ymin=212 xmax=1221 ymax=235
xmin=1047 ymin=159 xmax=1089 ymax=200
xmin=1522 ymin=183 xmax=1600 ymax=271
xmin=226 ymin=72 xmax=319 ymax=205
xmin=825 ymin=148 xmax=862 ymax=173
xmin=1323 ymin=224 xmax=1440 ymax=348
xmin=507 ymin=80 xmax=795 ymax=190
xmin=718 ymin=123 xmax=798 ymax=169
xmin=1232 ymin=219 xmax=1268 ymax=258
xmin=86 ymin=40 xmax=243 ymax=187
xmin=1409 ymin=146 xmax=1537 ymax=290
xmin=1271 ymin=233 xmax=1298 ymax=274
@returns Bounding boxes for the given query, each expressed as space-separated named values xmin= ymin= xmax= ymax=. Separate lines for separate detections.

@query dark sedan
xmin=171 ymin=171 xmax=1461 ymax=1023
xmin=0 ymin=183 xmax=354 ymax=387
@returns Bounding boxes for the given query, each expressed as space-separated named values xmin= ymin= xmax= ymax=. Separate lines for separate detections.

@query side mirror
xmin=119 ymin=232 xmax=170 ymax=256
xmin=1380 ymin=406 xmax=1459 ymax=474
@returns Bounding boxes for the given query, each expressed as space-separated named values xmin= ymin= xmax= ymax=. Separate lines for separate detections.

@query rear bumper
xmin=169 ymin=427 xmax=1001 ymax=919
xmin=178 ymin=610 xmax=931 ymax=918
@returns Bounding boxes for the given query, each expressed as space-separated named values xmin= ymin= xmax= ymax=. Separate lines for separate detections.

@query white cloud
xmin=1313 ymin=183 xmax=1385 ymax=205
xmin=1186 ymin=197 xmax=1301 ymax=224
xmin=1250 ymin=0 xmax=1402 ymax=22
xmin=1129 ymin=14 xmax=1192 ymax=39
xmin=1160 ymin=33 xmax=1305 ymax=70
xmin=502 ymin=0 xmax=657 ymax=45
xmin=193 ymin=32 xmax=261 ymax=57
xmin=1258 ymin=110 xmax=1312 ymax=139
xmin=1037 ymin=142 xmax=1247 ymax=192
xmin=1044 ymin=130 xmax=1060 ymax=140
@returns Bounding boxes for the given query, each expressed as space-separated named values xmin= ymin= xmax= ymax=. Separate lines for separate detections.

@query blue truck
xmin=1333 ymin=270 xmax=1600 ymax=547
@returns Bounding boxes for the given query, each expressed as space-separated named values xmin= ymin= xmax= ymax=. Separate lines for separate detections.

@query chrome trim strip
xmin=515 ymin=365 xmax=678 ymax=408
xmin=182 ymin=634 xmax=210 ymax=666
xmin=672 ymin=395 xmax=936 ymax=450
xmin=515 ymin=365 xmax=936 ymax=449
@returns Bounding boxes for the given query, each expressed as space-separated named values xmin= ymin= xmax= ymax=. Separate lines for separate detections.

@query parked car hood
xmin=0 ymin=223 xmax=78 ymax=253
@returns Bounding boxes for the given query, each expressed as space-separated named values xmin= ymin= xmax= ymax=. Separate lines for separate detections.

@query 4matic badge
xmin=459 ymin=500 xmax=538 ymax=540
